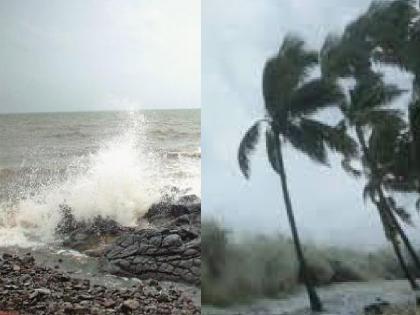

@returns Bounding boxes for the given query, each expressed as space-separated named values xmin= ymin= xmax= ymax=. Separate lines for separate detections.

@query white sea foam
xmin=0 ymin=112 xmax=200 ymax=247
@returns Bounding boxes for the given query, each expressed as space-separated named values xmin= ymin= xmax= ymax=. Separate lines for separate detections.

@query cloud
xmin=0 ymin=0 xmax=200 ymax=113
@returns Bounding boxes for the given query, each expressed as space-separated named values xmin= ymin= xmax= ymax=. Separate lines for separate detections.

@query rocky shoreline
xmin=0 ymin=193 xmax=201 ymax=314
xmin=0 ymin=252 xmax=199 ymax=314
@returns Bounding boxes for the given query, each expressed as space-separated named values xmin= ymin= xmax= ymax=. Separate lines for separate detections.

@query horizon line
xmin=0 ymin=107 xmax=201 ymax=115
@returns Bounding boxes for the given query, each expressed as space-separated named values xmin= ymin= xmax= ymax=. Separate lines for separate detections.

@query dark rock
xmin=63 ymin=302 xmax=74 ymax=313
xmin=177 ymin=194 xmax=200 ymax=205
xmin=55 ymin=205 xmax=132 ymax=252
xmin=103 ymin=226 xmax=201 ymax=285
xmin=22 ymin=255 xmax=35 ymax=265
xmin=122 ymin=299 xmax=140 ymax=311
xmin=0 ymin=253 xmax=200 ymax=315
xmin=141 ymin=196 xmax=201 ymax=232
xmin=103 ymin=298 xmax=116 ymax=308
xmin=3 ymin=253 xmax=13 ymax=260
xmin=364 ymin=299 xmax=391 ymax=314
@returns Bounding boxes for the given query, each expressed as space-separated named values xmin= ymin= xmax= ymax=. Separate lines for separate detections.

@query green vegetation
xmin=202 ymin=221 xmax=407 ymax=306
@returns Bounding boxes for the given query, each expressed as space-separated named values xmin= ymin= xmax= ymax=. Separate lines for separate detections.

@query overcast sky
xmin=202 ymin=0 xmax=420 ymax=248
xmin=0 ymin=0 xmax=200 ymax=113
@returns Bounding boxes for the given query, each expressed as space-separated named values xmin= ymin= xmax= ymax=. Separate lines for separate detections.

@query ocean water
xmin=0 ymin=109 xmax=200 ymax=247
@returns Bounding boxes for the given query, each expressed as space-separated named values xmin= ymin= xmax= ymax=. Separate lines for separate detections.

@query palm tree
xmin=363 ymin=116 xmax=420 ymax=290
xmin=355 ymin=0 xmax=420 ymax=197
xmin=325 ymin=61 xmax=420 ymax=290
xmin=322 ymin=19 xmax=420 ymax=282
xmin=237 ymin=35 xmax=357 ymax=312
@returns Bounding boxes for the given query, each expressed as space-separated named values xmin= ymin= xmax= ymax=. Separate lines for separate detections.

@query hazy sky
xmin=0 ymin=0 xmax=200 ymax=113
xmin=202 ymin=0 xmax=420 ymax=248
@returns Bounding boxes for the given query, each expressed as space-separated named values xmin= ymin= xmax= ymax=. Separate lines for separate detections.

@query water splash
xmin=0 ymin=112 xmax=199 ymax=247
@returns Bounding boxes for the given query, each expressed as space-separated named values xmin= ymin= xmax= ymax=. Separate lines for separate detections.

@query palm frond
xmin=238 ymin=121 xmax=262 ymax=179
xmin=365 ymin=0 xmax=417 ymax=70
xmin=368 ymin=113 xmax=407 ymax=167
xmin=289 ymin=79 xmax=344 ymax=116
xmin=263 ymin=34 xmax=318 ymax=117
xmin=279 ymin=35 xmax=318 ymax=72
xmin=320 ymin=33 xmax=369 ymax=78
xmin=357 ymin=109 xmax=405 ymax=128
xmin=299 ymin=118 xmax=359 ymax=158
xmin=285 ymin=122 xmax=328 ymax=165
xmin=265 ymin=126 xmax=282 ymax=175
xmin=351 ymin=78 xmax=406 ymax=111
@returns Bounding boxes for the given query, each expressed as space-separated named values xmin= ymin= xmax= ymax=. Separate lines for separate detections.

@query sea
xmin=0 ymin=109 xmax=200 ymax=248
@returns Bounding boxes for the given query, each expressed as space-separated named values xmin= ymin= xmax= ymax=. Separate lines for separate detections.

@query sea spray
xmin=0 ymin=111 xmax=200 ymax=247
xmin=202 ymin=220 xmax=406 ymax=306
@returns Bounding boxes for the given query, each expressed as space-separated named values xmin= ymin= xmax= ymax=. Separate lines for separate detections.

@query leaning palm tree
xmin=363 ymin=118 xmax=420 ymax=290
xmin=237 ymin=35 xmax=357 ymax=312
xmin=333 ymin=70 xmax=420 ymax=291
xmin=322 ymin=28 xmax=420 ymax=281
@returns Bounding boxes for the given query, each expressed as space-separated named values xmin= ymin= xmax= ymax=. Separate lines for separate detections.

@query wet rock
xmin=103 ymin=298 xmax=116 ymax=308
xmin=122 ymin=299 xmax=140 ymax=311
xmin=55 ymin=205 xmax=132 ymax=253
xmin=100 ymin=197 xmax=201 ymax=285
xmin=62 ymin=302 xmax=73 ymax=313
xmin=141 ymin=195 xmax=201 ymax=232
xmin=0 ymin=253 xmax=200 ymax=315
xmin=103 ymin=227 xmax=201 ymax=285
xmin=35 ymin=288 xmax=51 ymax=295
xmin=177 ymin=194 xmax=200 ymax=205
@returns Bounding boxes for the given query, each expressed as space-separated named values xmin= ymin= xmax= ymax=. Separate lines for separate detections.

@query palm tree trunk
xmin=377 ymin=187 xmax=420 ymax=272
xmin=355 ymin=125 xmax=419 ymax=292
xmin=277 ymin=143 xmax=323 ymax=312
xmin=391 ymin=234 xmax=418 ymax=289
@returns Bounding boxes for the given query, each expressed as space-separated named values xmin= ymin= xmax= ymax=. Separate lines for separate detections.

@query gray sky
xmin=0 ymin=0 xmax=200 ymax=113
xmin=202 ymin=0 xmax=420 ymax=248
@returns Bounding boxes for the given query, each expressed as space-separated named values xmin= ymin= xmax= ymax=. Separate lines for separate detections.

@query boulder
xmin=55 ymin=205 xmax=131 ymax=252
xmin=141 ymin=194 xmax=201 ymax=232
xmin=103 ymin=227 xmax=201 ymax=285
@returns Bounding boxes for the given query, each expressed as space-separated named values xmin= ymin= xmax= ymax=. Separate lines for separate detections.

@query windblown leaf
xmin=265 ymin=127 xmax=282 ymax=175
xmin=351 ymin=78 xmax=405 ymax=112
xmin=286 ymin=123 xmax=328 ymax=165
xmin=263 ymin=34 xmax=318 ymax=118
xmin=238 ymin=122 xmax=262 ymax=179
xmin=320 ymin=32 xmax=370 ymax=78
xmin=357 ymin=109 xmax=404 ymax=128
xmin=300 ymin=118 xmax=359 ymax=158
xmin=289 ymin=79 xmax=344 ymax=116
